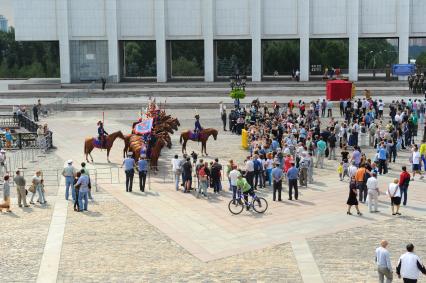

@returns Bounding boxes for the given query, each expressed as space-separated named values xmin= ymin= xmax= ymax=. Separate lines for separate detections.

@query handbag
xmin=28 ymin=184 xmax=35 ymax=193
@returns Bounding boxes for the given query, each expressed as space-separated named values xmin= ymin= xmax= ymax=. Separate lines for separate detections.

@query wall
xmin=70 ymin=40 xmax=109 ymax=82
xmin=118 ymin=0 xmax=154 ymax=38
xmin=14 ymin=0 xmax=57 ymax=40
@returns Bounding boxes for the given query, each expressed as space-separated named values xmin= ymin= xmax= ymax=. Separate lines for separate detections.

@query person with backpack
xmin=253 ymin=155 xmax=262 ymax=190
xmin=399 ymin=166 xmax=411 ymax=206
xmin=211 ymin=158 xmax=222 ymax=194
xmin=197 ymin=163 xmax=209 ymax=198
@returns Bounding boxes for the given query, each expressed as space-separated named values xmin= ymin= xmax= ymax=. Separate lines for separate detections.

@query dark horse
xmin=84 ymin=131 xmax=125 ymax=163
xmin=179 ymin=128 xmax=218 ymax=156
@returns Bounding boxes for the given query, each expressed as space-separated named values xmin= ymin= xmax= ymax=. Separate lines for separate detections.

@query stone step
xmin=0 ymin=88 xmax=411 ymax=99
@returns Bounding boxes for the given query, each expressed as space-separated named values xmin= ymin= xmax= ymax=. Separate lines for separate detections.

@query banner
xmin=392 ymin=64 xmax=415 ymax=76
xmin=134 ymin=119 xmax=153 ymax=135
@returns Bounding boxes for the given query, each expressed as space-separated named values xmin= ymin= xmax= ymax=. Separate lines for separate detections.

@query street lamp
xmin=229 ymin=70 xmax=246 ymax=108
xmin=364 ymin=50 xmax=374 ymax=70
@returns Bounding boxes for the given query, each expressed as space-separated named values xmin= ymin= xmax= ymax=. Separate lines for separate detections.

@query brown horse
xmin=84 ymin=131 xmax=125 ymax=163
xmin=179 ymin=128 xmax=218 ymax=156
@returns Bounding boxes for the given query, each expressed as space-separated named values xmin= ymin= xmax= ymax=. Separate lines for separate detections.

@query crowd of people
xmin=217 ymin=95 xmax=426 ymax=215
xmin=62 ymin=160 xmax=93 ymax=212
xmin=0 ymin=169 xmax=46 ymax=212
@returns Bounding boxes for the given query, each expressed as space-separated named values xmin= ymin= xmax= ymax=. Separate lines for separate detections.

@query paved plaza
xmin=1 ymin=106 xmax=426 ymax=282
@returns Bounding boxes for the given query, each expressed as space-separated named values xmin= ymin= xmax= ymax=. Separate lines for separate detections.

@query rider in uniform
xmin=97 ymin=121 xmax=109 ymax=148
xmin=194 ymin=114 xmax=203 ymax=138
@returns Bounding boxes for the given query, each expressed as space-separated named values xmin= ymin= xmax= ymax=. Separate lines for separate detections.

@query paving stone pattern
xmin=308 ymin=216 xmax=426 ymax=283
xmin=0 ymin=201 xmax=54 ymax=282
xmin=0 ymin=152 xmax=64 ymax=282
xmin=57 ymin=194 xmax=303 ymax=283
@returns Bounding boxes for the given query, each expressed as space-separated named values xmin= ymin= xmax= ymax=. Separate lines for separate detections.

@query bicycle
xmin=228 ymin=189 xmax=268 ymax=215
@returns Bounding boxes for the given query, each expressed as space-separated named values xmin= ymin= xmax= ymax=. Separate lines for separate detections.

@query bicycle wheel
xmin=228 ymin=199 xmax=244 ymax=215
xmin=253 ymin=197 xmax=268 ymax=213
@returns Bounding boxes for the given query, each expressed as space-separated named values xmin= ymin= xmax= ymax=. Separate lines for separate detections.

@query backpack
xmin=254 ymin=159 xmax=261 ymax=171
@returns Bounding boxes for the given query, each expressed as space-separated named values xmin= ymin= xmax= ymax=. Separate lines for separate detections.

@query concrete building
xmin=0 ymin=15 xmax=8 ymax=32
xmin=12 ymin=0 xmax=426 ymax=83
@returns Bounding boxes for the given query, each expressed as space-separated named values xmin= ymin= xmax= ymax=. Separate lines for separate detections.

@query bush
xmin=229 ymin=89 xmax=246 ymax=99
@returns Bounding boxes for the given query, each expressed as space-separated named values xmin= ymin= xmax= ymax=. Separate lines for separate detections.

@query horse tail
xmin=84 ymin=139 xmax=89 ymax=154
xmin=179 ymin=133 xmax=183 ymax=144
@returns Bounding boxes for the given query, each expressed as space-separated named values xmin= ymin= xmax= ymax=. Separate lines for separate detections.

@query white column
xmin=250 ymin=0 xmax=262 ymax=82
xmin=203 ymin=0 xmax=214 ymax=82
xmin=155 ymin=0 xmax=167 ymax=82
xmin=348 ymin=0 xmax=359 ymax=81
xmin=398 ymin=0 xmax=410 ymax=80
xmin=106 ymin=0 xmax=119 ymax=82
xmin=56 ymin=0 xmax=71 ymax=84
xmin=299 ymin=0 xmax=310 ymax=81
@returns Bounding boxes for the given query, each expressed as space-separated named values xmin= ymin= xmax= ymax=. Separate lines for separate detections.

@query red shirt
xmin=399 ymin=171 xmax=411 ymax=187
xmin=283 ymin=156 xmax=293 ymax=173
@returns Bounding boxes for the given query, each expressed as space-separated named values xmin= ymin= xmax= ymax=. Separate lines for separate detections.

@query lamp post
xmin=229 ymin=70 xmax=246 ymax=109
xmin=364 ymin=50 xmax=374 ymax=70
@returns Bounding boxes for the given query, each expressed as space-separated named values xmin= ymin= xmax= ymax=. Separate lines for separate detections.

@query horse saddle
xmin=189 ymin=131 xmax=199 ymax=140
xmin=93 ymin=138 xmax=106 ymax=149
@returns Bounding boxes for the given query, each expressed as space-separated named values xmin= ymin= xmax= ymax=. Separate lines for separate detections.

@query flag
xmin=134 ymin=119 xmax=153 ymax=135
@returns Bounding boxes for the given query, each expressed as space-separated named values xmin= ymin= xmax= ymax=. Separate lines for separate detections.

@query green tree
xmin=171 ymin=57 xmax=202 ymax=76
xmin=415 ymin=52 xmax=426 ymax=67
xmin=358 ymin=39 xmax=398 ymax=69
xmin=123 ymin=41 xmax=156 ymax=77
xmin=263 ymin=40 xmax=299 ymax=75
xmin=216 ymin=40 xmax=251 ymax=76
xmin=0 ymin=28 xmax=60 ymax=78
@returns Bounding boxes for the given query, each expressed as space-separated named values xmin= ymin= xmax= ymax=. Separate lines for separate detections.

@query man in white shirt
xmin=245 ymin=156 xmax=255 ymax=188
xmin=229 ymin=165 xmax=241 ymax=203
xmin=411 ymin=145 xmax=424 ymax=180
xmin=396 ymin=243 xmax=426 ymax=282
xmin=367 ymin=172 xmax=380 ymax=213
xmin=378 ymin=100 xmax=385 ymax=118
xmin=171 ymin=155 xmax=182 ymax=191
xmin=348 ymin=162 xmax=358 ymax=178
xmin=376 ymin=240 xmax=393 ymax=283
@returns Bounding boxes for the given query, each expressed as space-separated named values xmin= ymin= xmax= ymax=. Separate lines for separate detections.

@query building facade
xmin=0 ymin=15 xmax=8 ymax=32
xmin=12 ymin=0 xmax=426 ymax=83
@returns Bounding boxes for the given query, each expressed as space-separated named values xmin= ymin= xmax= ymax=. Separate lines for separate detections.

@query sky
xmin=0 ymin=0 xmax=13 ymax=27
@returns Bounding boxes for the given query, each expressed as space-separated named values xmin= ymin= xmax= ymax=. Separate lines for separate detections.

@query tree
xmin=172 ymin=57 xmax=202 ymax=76
xmin=415 ymin=52 xmax=426 ymax=67
xmin=0 ymin=28 xmax=60 ymax=78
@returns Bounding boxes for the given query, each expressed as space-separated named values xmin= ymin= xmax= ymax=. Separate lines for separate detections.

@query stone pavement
xmin=2 ymin=107 xmax=426 ymax=282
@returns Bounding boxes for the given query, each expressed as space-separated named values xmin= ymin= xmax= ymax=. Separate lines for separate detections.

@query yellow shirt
xmin=420 ymin=143 xmax=426 ymax=155
xmin=337 ymin=164 xmax=343 ymax=174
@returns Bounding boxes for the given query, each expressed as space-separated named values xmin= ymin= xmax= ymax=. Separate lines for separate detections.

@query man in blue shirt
xmin=271 ymin=138 xmax=279 ymax=151
xmin=377 ymin=143 xmax=388 ymax=175
xmin=271 ymin=163 xmax=283 ymax=201
xmin=287 ymin=161 xmax=299 ymax=200
xmin=138 ymin=156 xmax=148 ymax=192
xmin=122 ymin=153 xmax=135 ymax=192
xmin=315 ymin=137 xmax=327 ymax=169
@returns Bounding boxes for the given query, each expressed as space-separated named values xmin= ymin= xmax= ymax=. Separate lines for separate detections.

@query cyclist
xmin=236 ymin=174 xmax=258 ymax=210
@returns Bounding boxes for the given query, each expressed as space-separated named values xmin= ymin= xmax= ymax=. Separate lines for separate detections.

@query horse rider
xmin=194 ymin=114 xmax=203 ymax=137
xmin=97 ymin=121 xmax=109 ymax=148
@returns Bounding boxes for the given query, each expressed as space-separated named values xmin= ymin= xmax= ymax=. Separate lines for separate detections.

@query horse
xmin=179 ymin=128 xmax=218 ymax=156
xmin=84 ymin=131 xmax=125 ymax=163
xmin=149 ymin=137 xmax=172 ymax=171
